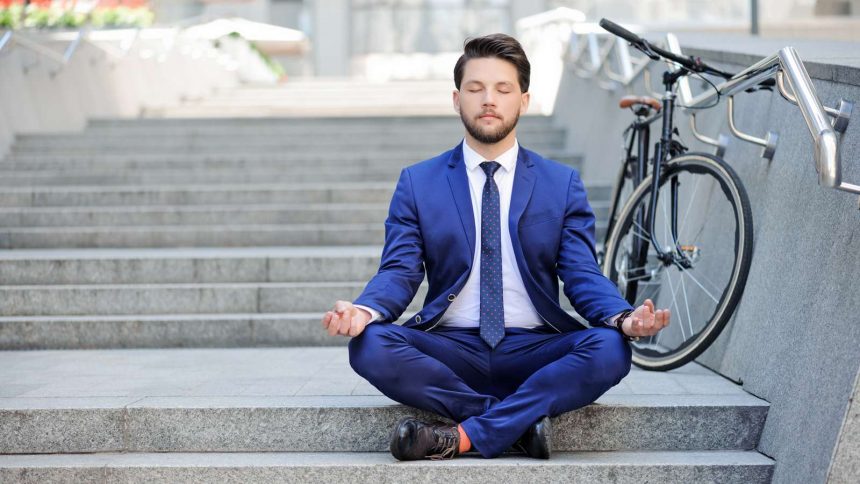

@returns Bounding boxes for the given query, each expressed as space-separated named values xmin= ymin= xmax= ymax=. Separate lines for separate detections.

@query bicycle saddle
xmin=619 ymin=95 xmax=662 ymax=112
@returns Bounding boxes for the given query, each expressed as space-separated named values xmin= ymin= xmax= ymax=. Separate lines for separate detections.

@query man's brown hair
xmin=454 ymin=33 xmax=530 ymax=93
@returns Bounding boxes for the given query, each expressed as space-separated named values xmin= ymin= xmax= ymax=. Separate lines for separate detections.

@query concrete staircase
xmin=0 ymin=111 xmax=773 ymax=482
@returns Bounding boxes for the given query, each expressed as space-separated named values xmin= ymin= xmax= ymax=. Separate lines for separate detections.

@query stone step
xmin=0 ymin=348 xmax=769 ymax=454
xmin=0 ymin=222 xmax=608 ymax=249
xmin=0 ymin=281 xmax=435 ymax=316
xmin=85 ymin=114 xmax=554 ymax=129
xmin=0 ymin=203 xmax=390 ymax=227
xmin=22 ymin=119 xmax=556 ymax=133
xmin=0 ymin=312 xmax=382 ymax=349
xmin=0 ymin=309 xmax=566 ymax=350
xmin=140 ymin=105 xmax=453 ymax=117
xmin=0 ymin=182 xmax=396 ymax=207
xmin=0 ymin=451 xmax=774 ymax=483
xmin=18 ymin=127 xmax=560 ymax=144
xmin=0 ymin=168 xmax=402 ymax=186
xmin=9 ymin=141 xmax=561 ymax=154
xmin=0 ymin=152 xmax=582 ymax=172
xmin=0 ymin=152 xmax=445 ymax=166
xmin=0 ymin=247 xmax=382 ymax=284
xmin=0 ymin=281 xmax=584 ymax=317
xmin=82 ymin=120 xmax=558 ymax=137
xmin=0 ymin=182 xmax=609 ymax=208
xmin=0 ymin=201 xmax=609 ymax=228
xmin=11 ymin=129 xmax=565 ymax=150
xmin=0 ymin=223 xmax=384 ymax=249
xmin=10 ymin=140 xmax=566 ymax=155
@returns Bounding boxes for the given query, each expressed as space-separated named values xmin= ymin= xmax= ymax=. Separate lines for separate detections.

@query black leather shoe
xmin=513 ymin=415 xmax=552 ymax=459
xmin=389 ymin=417 xmax=461 ymax=461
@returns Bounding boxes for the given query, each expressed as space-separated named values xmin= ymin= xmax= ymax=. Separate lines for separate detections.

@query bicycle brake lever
xmin=632 ymin=39 xmax=661 ymax=61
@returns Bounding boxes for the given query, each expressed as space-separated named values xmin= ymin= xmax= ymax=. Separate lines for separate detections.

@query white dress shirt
xmin=355 ymin=139 xmax=546 ymax=329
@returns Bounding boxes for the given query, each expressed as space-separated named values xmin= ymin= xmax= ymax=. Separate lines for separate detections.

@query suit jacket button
xmin=447 ymin=294 xmax=456 ymax=301
xmin=415 ymin=315 xmax=422 ymax=323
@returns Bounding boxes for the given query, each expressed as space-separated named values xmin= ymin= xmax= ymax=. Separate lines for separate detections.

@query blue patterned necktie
xmin=479 ymin=161 xmax=504 ymax=349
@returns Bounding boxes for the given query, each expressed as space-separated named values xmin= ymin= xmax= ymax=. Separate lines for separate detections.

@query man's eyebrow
xmin=462 ymin=80 xmax=514 ymax=87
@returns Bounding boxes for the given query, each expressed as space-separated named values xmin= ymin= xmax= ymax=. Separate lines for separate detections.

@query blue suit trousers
xmin=348 ymin=322 xmax=632 ymax=458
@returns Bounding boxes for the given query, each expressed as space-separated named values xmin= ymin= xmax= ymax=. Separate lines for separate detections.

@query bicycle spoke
xmin=694 ymin=267 xmax=727 ymax=297
xmin=678 ymin=173 xmax=702 ymax=241
xmin=663 ymin=267 xmax=686 ymax=341
xmin=632 ymin=220 xmax=651 ymax=240
xmin=679 ymin=270 xmax=696 ymax=338
xmin=622 ymin=271 xmax=662 ymax=283
xmin=629 ymin=229 xmax=650 ymax=244
xmin=675 ymin=266 xmax=720 ymax=304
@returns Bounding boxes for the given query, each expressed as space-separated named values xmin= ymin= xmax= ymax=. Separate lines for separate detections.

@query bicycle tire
xmin=602 ymin=152 xmax=753 ymax=371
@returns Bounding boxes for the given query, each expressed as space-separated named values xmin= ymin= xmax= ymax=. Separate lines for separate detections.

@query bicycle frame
xmin=609 ymin=69 xmax=696 ymax=277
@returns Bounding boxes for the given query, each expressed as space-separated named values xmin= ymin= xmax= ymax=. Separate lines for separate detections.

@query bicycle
xmin=596 ymin=19 xmax=756 ymax=371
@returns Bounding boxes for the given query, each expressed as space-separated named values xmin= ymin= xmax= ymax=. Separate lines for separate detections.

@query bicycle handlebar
xmin=598 ymin=18 xmax=735 ymax=79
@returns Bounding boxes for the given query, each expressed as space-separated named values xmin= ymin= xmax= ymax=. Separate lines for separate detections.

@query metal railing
xmin=566 ymin=26 xmax=859 ymax=205
xmin=0 ymin=20 xmax=236 ymax=77
xmin=0 ymin=29 xmax=88 ymax=76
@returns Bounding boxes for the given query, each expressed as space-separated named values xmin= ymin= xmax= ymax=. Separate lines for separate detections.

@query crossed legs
xmin=348 ymin=323 xmax=631 ymax=458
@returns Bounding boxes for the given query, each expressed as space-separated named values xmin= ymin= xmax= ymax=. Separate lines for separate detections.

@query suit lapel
xmin=508 ymin=147 xmax=536 ymax=235
xmin=446 ymin=142 xmax=476 ymax=258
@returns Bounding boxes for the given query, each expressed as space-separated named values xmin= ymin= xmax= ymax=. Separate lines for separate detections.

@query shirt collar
xmin=462 ymin=139 xmax=519 ymax=174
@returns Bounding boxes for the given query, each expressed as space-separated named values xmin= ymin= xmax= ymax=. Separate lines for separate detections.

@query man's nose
xmin=482 ymin=90 xmax=497 ymax=106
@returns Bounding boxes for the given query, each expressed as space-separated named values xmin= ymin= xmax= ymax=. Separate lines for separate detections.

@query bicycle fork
xmin=642 ymin=90 xmax=695 ymax=271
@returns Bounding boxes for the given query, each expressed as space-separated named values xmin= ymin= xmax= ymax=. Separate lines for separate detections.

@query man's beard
xmin=460 ymin=109 xmax=520 ymax=145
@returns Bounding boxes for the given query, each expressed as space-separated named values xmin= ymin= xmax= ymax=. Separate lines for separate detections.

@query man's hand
xmin=621 ymin=299 xmax=670 ymax=338
xmin=322 ymin=300 xmax=372 ymax=337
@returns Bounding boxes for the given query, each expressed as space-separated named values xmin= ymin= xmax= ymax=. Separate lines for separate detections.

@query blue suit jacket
xmin=354 ymin=142 xmax=633 ymax=333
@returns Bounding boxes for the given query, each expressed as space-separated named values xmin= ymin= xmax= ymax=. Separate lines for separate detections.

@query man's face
xmin=453 ymin=57 xmax=530 ymax=145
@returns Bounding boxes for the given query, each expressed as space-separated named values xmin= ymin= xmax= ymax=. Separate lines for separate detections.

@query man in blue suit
xmin=322 ymin=33 xmax=670 ymax=461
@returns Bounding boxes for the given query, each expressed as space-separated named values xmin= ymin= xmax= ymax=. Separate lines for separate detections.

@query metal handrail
xmin=602 ymin=37 xmax=651 ymax=87
xmin=567 ymin=28 xmax=670 ymax=96
xmin=675 ymin=46 xmax=858 ymax=197
xmin=776 ymin=70 xmax=853 ymax=133
xmin=0 ymin=29 xmax=91 ymax=76
xmin=0 ymin=22 xmax=212 ymax=76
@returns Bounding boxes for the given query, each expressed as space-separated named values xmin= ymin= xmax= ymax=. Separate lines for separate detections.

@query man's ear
xmin=452 ymin=89 xmax=461 ymax=114
xmin=520 ymin=91 xmax=531 ymax=114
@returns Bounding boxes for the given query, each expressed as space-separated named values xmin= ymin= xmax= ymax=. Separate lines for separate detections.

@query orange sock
xmin=457 ymin=424 xmax=471 ymax=453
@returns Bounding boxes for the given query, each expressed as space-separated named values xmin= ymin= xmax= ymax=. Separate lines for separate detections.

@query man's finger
xmin=643 ymin=299 xmax=655 ymax=313
xmin=339 ymin=307 xmax=356 ymax=335
xmin=659 ymin=309 xmax=669 ymax=327
xmin=328 ymin=312 xmax=342 ymax=336
xmin=322 ymin=311 xmax=333 ymax=329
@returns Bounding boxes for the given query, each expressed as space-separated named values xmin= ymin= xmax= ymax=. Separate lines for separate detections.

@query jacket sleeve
xmin=353 ymin=168 xmax=425 ymax=323
xmin=556 ymin=170 xmax=634 ymax=325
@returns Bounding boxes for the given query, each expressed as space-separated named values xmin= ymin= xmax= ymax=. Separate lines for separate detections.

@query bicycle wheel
xmin=602 ymin=152 xmax=753 ymax=371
